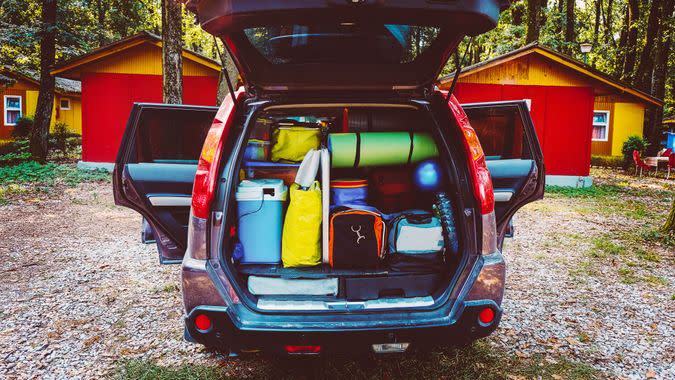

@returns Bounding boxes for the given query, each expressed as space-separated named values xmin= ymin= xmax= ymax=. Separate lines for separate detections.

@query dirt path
xmin=0 ymin=170 xmax=673 ymax=379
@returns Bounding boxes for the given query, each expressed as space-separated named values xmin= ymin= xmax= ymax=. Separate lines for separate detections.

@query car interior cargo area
xmin=221 ymin=103 xmax=466 ymax=311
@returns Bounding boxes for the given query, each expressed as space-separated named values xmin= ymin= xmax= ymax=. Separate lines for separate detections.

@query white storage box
xmin=248 ymin=276 xmax=338 ymax=296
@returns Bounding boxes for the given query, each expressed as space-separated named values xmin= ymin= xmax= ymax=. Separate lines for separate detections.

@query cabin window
xmin=60 ymin=98 xmax=71 ymax=110
xmin=592 ymin=111 xmax=609 ymax=141
xmin=4 ymin=95 xmax=22 ymax=126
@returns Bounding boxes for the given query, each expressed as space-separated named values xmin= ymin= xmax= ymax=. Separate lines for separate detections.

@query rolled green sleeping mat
xmin=328 ymin=132 xmax=439 ymax=168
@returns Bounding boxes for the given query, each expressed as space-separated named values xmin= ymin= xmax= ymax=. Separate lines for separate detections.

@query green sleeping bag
xmin=328 ymin=132 xmax=439 ymax=168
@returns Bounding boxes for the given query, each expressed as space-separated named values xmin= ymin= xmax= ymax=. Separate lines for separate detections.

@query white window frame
xmin=59 ymin=98 xmax=71 ymax=110
xmin=4 ymin=95 xmax=22 ymax=126
xmin=592 ymin=110 xmax=610 ymax=142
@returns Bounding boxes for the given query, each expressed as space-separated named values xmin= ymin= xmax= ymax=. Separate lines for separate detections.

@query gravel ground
xmin=0 ymin=169 xmax=673 ymax=379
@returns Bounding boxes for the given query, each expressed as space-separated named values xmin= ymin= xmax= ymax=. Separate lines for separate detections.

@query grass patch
xmin=643 ymin=275 xmax=668 ymax=286
xmin=569 ymin=260 xmax=597 ymax=278
xmin=618 ymin=268 xmax=640 ymax=284
xmin=587 ymin=236 xmax=625 ymax=258
xmin=636 ymin=248 xmax=661 ymax=263
xmin=114 ymin=360 xmax=222 ymax=380
xmin=545 ymin=184 xmax=622 ymax=199
xmin=113 ymin=341 xmax=599 ymax=380
xmin=641 ymin=229 xmax=675 ymax=248
xmin=0 ymin=183 xmax=27 ymax=205
xmin=0 ymin=161 xmax=109 ymax=186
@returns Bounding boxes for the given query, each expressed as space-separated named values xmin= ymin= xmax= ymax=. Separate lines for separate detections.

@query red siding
xmin=81 ymin=72 xmax=218 ymax=162
xmin=455 ymin=83 xmax=594 ymax=176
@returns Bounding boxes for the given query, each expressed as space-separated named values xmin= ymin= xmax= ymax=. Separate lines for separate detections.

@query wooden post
xmin=162 ymin=0 xmax=183 ymax=104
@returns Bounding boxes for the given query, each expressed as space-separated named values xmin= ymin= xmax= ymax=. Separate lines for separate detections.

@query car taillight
xmin=194 ymin=314 xmax=212 ymax=332
xmin=191 ymin=88 xmax=245 ymax=219
xmin=442 ymin=93 xmax=495 ymax=215
xmin=478 ymin=307 xmax=495 ymax=325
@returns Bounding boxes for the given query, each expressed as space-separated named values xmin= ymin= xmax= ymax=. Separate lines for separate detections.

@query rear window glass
xmin=244 ymin=24 xmax=441 ymax=65
xmin=133 ymin=108 xmax=215 ymax=163
xmin=464 ymin=105 xmax=529 ymax=160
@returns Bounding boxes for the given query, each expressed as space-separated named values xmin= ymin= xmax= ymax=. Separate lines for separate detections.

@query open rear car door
xmin=113 ymin=104 xmax=218 ymax=264
xmin=462 ymin=101 xmax=545 ymax=248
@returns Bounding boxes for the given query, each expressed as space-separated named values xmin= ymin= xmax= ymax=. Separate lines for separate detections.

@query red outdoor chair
xmin=661 ymin=148 xmax=673 ymax=157
xmin=667 ymin=153 xmax=675 ymax=180
xmin=633 ymin=150 xmax=652 ymax=177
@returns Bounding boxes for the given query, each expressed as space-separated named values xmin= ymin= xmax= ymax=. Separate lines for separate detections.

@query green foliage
xmin=51 ymin=122 xmax=70 ymax=156
xmin=11 ymin=116 xmax=33 ymax=138
xmin=641 ymin=228 xmax=675 ymax=248
xmin=545 ymin=184 xmax=623 ymax=198
xmin=0 ymin=161 xmax=109 ymax=186
xmin=621 ymin=135 xmax=649 ymax=169
xmin=0 ymin=139 xmax=32 ymax=165
xmin=0 ymin=0 xmax=218 ymax=75
xmin=590 ymin=155 xmax=623 ymax=168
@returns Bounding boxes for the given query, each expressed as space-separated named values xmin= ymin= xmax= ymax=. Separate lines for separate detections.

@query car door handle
xmin=147 ymin=195 xmax=192 ymax=207
xmin=493 ymin=191 xmax=514 ymax=202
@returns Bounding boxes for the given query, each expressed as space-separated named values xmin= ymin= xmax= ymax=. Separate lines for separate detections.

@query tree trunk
xmin=525 ymin=0 xmax=541 ymax=43
xmin=564 ymin=0 xmax=576 ymax=53
xmin=162 ymin=0 xmax=183 ymax=104
xmin=621 ymin=0 xmax=640 ymax=82
xmin=30 ymin=0 xmax=57 ymax=163
xmin=663 ymin=198 xmax=675 ymax=234
xmin=554 ymin=0 xmax=564 ymax=37
xmin=592 ymin=0 xmax=602 ymax=46
xmin=96 ymin=0 xmax=106 ymax=46
xmin=634 ymin=0 xmax=661 ymax=91
xmin=604 ymin=0 xmax=615 ymax=47
xmin=643 ymin=0 xmax=674 ymax=155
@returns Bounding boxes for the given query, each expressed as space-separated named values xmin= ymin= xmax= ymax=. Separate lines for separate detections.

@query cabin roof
xmin=437 ymin=42 xmax=663 ymax=107
xmin=50 ymin=31 xmax=221 ymax=78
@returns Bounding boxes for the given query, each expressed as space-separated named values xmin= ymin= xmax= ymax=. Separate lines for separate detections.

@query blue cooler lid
xmin=236 ymin=179 xmax=288 ymax=201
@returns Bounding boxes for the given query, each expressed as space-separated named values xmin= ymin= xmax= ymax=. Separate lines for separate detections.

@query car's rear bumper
xmin=181 ymin=251 xmax=506 ymax=354
xmin=183 ymin=299 xmax=502 ymax=355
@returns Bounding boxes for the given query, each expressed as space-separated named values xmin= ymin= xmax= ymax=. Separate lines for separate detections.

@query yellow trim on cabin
xmin=51 ymin=39 xmax=147 ymax=76
xmin=148 ymin=41 xmax=221 ymax=72
xmin=532 ymin=48 xmax=660 ymax=107
xmin=55 ymin=43 xmax=216 ymax=77
xmin=441 ymin=48 xmax=662 ymax=107
xmin=51 ymin=36 xmax=220 ymax=78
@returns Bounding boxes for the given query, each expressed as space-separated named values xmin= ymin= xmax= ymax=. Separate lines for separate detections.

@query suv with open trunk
xmin=113 ymin=0 xmax=544 ymax=356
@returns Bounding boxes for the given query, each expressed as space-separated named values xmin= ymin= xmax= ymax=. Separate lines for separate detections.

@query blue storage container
xmin=236 ymin=179 xmax=288 ymax=264
xmin=667 ymin=132 xmax=675 ymax=150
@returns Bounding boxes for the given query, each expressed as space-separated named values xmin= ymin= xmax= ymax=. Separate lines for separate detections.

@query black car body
xmin=113 ymin=0 xmax=544 ymax=356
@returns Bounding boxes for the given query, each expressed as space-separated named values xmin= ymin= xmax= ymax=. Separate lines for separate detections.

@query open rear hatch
xmin=219 ymin=101 xmax=469 ymax=312
xmin=186 ymin=0 xmax=510 ymax=94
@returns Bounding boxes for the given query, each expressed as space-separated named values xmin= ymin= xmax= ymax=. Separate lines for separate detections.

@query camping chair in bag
xmin=633 ymin=150 xmax=652 ymax=177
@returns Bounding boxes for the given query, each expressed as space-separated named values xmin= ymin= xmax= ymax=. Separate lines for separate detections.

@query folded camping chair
xmin=633 ymin=150 xmax=651 ymax=177
xmin=667 ymin=153 xmax=675 ymax=180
